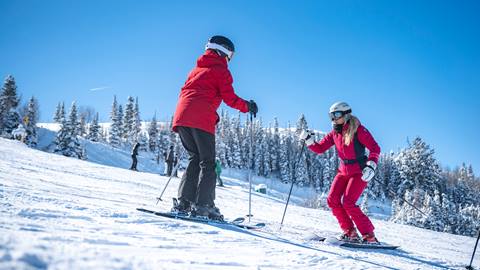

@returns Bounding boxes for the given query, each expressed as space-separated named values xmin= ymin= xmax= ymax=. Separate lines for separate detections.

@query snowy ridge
xmin=0 ymin=138 xmax=478 ymax=269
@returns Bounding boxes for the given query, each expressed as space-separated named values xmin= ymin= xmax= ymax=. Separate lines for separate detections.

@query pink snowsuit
xmin=308 ymin=121 xmax=380 ymax=235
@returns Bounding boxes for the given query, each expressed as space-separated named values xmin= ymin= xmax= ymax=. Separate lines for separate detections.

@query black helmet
xmin=205 ymin=35 xmax=235 ymax=60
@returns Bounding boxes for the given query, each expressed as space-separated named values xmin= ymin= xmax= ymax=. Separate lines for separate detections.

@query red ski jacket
xmin=309 ymin=121 xmax=381 ymax=175
xmin=172 ymin=50 xmax=249 ymax=135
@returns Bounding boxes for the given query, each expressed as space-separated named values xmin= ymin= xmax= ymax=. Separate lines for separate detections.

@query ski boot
xmin=338 ymin=227 xmax=360 ymax=242
xmin=362 ymin=232 xmax=380 ymax=244
xmin=171 ymin=198 xmax=191 ymax=215
xmin=192 ymin=204 xmax=224 ymax=221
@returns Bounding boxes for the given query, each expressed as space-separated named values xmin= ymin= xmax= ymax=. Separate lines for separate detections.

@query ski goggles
xmin=329 ymin=111 xmax=346 ymax=121
xmin=205 ymin=42 xmax=234 ymax=61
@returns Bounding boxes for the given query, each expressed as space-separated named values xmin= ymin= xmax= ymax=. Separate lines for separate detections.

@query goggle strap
xmin=205 ymin=42 xmax=234 ymax=60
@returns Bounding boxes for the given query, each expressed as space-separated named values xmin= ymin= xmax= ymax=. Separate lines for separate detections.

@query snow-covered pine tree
xmin=87 ymin=112 xmax=101 ymax=142
xmin=215 ymin=110 xmax=228 ymax=165
xmin=54 ymin=102 xmax=84 ymax=158
xmin=269 ymin=117 xmax=281 ymax=175
xmin=123 ymin=96 xmax=135 ymax=144
xmin=24 ymin=96 xmax=39 ymax=146
xmin=133 ymin=97 xmax=142 ymax=140
xmin=138 ymin=132 xmax=148 ymax=152
xmin=254 ymin=121 xmax=267 ymax=176
xmin=229 ymin=113 xmax=243 ymax=169
xmin=147 ymin=113 xmax=159 ymax=152
xmin=441 ymin=194 xmax=458 ymax=234
xmin=262 ymin=125 xmax=272 ymax=176
xmin=242 ymin=116 xmax=255 ymax=169
xmin=394 ymin=137 xmax=442 ymax=197
xmin=117 ymin=104 xmax=124 ymax=143
xmin=391 ymin=189 xmax=414 ymax=225
xmin=420 ymin=189 xmax=444 ymax=232
xmin=279 ymin=125 xmax=294 ymax=183
xmin=458 ymin=204 xmax=480 ymax=236
xmin=293 ymin=114 xmax=310 ymax=186
xmin=0 ymin=75 xmax=21 ymax=137
xmin=79 ymin=113 xmax=87 ymax=137
xmin=360 ymin=192 xmax=370 ymax=215
xmin=53 ymin=102 xmax=65 ymax=123
xmin=370 ymin=153 xmax=391 ymax=201
xmin=108 ymin=96 xmax=122 ymax=147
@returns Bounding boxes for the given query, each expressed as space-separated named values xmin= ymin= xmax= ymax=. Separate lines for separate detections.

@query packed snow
xmin=1 ymin=138 xmax=478 ymax=269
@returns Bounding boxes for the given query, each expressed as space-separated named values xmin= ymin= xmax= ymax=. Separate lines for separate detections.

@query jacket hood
xmin=197 ymin=50 xmax=228 ymax=68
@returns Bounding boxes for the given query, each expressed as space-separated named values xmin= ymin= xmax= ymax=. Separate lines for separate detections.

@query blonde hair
xmin=344 ymin=115 xmax=360 ymax=146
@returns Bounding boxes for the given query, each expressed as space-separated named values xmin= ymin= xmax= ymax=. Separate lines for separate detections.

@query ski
xmin=307 ymin=233 xmax=399 ymax=250
xmin=337 ymin=241 xmax=399 ymax=250
xmin=136 ymin=208 xmax=265 ymax=230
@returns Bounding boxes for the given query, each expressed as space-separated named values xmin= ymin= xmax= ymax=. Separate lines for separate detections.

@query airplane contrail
xmin=89 ymin=86 xmax=111 ymax=92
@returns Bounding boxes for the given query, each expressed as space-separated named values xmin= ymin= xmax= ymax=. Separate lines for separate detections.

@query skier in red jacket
xmin=299 ymin=102 xmax=381 ymax=243
xmin=172 ymin=35 xmax=258 ymax=220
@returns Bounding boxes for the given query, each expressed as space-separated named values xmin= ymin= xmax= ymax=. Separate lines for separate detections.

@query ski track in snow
xmin=0 ymin=138 xmax=478 ymax=269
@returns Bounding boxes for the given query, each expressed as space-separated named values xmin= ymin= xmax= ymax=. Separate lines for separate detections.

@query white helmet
xmin=329 ymin=102 xmax=352 ymax=120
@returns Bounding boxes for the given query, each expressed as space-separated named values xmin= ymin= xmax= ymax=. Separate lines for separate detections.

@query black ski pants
xmin=176 ymin=126 xmax=216 ymax=206
xmin=130 ymin=155 xmax=138 ymax=170
xmin=166 ymin=161 xmax=173 ymax=176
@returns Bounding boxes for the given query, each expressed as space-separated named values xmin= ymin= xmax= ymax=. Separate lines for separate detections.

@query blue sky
xmin=1 ymin=1 xmax=479 ymax=174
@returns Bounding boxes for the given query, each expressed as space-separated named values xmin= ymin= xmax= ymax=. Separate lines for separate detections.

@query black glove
xmin=247 ymin=100 xmax=258 ymax=117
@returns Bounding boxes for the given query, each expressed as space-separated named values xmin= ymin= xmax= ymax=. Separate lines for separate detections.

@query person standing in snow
xmin=166 ymin=145 xmax=175 ymax=176
xmin=171 ymin=35 xmax=258 ymax=220
xmin=215 ymin=158 xmax=224 ymax=187
xmin=299 ymin=102 xmax=381 ymax=243
xmin=130 ymin=142 xmax=140 ymax=171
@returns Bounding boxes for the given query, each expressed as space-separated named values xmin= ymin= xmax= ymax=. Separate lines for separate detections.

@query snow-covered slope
xmin=35 ymin=124 xmax=165 ymax=175
xmin=0 ymin=138 xmax=477 ymax=269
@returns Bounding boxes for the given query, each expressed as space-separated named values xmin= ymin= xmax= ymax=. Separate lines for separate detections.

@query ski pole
xmin=466 ymin=228 xmax=480 ymax=270
xmin=156 ymin=148 xmax=184 ymax=204
xmin=372 ymin=177 xmax=428 ymax=217
xmin=280 ymin=141 xmax=306 ymax=230
xmin=247 ymin=112 xmax=254 ymax=222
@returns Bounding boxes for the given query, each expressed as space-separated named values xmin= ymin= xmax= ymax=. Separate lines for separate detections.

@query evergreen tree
xmin=147 ymin=114 xmax=159 ymax=152
xmin=254 ymin=124 xmax=267 ymax=176
xmin=294 ymin=114 xmax=311 ymax=185
xmin=279 ymin=130 xmax=293 ymax=183
xmin=108 ymin=96 xmax=121 ymax=147
xmin=117 ymin=104 xmax=124 ymax=142
xmin=215 ymin=110 xmax=228 ymax=165
xmin=122 ymin=96 xmax=135 ymax=143
xmin=79 ymin=113 xmax=87 ymax=137
xmin=420 ymin=190 xmax=444 ymax=231
xmin=53 ymin=102 xmax=65 ymax=123
xmin=54 ymin=102 xmax=84 ymax=158
xmin=24 ymin=96 xmax=39 ymax=146
xmin=87 ymin=112 xmax=101 ymax=142
xmin=134 ymin=97 xmax=142 ymax=140
xmin=0 ymin=75 xmax=21 ymax=137
xmin=270 ymin=117 xmax=281 ymax=174
xmin=395 ymin=137 xmax=442 ymax=196
xmin=138 ymin=132 xmax=148 ymax=152
xmin=229 ymin=113 xmax=243 ymax=169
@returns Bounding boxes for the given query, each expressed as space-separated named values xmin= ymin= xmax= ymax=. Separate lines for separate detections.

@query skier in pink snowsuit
xmin=299 ymin=102 xmax=381 ymax=243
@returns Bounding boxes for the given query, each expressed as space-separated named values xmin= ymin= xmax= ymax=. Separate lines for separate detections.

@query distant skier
xmin=171 ymin=35 xmax=258 ymax=219
xmin=130 ymin=142 xmax=140 ymax=171
xmin=215 ymin=159 xmax=224 ymax=187
xmin=172 ymin=154 xmax=178 ymax=177
xmin=299 ymin=102 xmax=381 ymax=243
xmin=166 ymin=145 xmax=175 ymax=176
